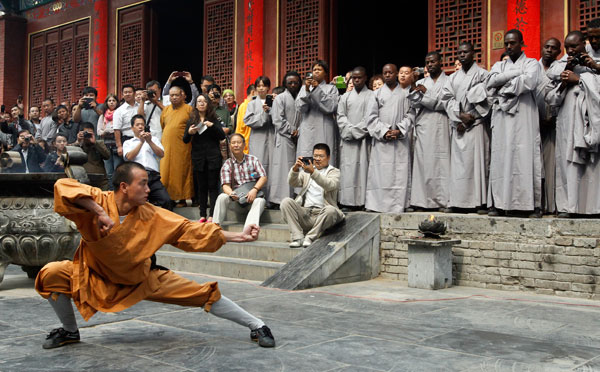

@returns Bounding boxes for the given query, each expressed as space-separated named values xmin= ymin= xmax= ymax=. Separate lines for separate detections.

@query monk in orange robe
xmin=160 ymin=86 xmax=194 ymax=204
xmin=35 ymin=162 xmax=275 ymax=349
xmin=235 ymin=84 xmax=257 ymax=154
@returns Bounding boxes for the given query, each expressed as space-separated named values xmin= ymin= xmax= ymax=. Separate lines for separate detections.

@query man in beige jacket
xmin=281 ymin=143 xmax=345 ymax=247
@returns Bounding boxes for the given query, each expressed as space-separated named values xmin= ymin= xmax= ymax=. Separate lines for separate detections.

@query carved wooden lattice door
xmin=280 ymin=0 xmax=329 ymax=79
xmin=571 ymin=0 xmax=600 ymax=33
xmin=29 ymin=19 xmax=89 ymax=108
xmin=117 ymin=4 xmax=150 ymax=94
xmin=204 ymin=0 xmax=235 ymax=90
xmin=429 ymin=0 xmax=486 ymax=72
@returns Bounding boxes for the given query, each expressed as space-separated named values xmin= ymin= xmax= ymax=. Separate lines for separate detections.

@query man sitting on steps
xmin=212 ymin=133 xmax=267 ymax=229
xmin=281 ymin=143 xmax=345 ymax=248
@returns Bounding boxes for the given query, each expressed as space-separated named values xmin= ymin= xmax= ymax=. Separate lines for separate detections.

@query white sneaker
xmin=302 ymin=239 xmax=312 ymax=247
xmin=289 ymin=239 xmax=303 ymax=248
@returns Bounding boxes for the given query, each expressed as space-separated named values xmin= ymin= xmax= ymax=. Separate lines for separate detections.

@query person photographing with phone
xmin=243 ymin=76 xmax=274 ymax=202
xmin=295 ymin=60 xmax=340 ymax=166
xmin=76 ymin=122 xmax=111 ymax=190
xmin=280 ymin=143 xmax=344 ymax=248
xmin=183 ymin=94 xmax=226 ymax=221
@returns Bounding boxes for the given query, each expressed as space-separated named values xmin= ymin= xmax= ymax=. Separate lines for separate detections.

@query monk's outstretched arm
xmin=221 ymin=224 xmax=260 ymax=242
xmin=73 ymin=197 xmax=114 ymax=233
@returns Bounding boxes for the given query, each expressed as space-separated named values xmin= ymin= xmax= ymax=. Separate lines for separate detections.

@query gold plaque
xmin=492 ymin=31 xmax=505 ymax=49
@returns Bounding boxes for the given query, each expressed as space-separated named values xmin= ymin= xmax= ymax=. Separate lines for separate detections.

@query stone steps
xmin=156 ymin=207 xmax=297 ymax=281
xmin=154 ymin=250 xmax=285 ymax=281
xmin=160 ymin=241 xmax=299 ymax=262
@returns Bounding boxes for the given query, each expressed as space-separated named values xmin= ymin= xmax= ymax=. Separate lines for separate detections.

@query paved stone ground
xmin=1 ymin=264 xmax=600 ymax=372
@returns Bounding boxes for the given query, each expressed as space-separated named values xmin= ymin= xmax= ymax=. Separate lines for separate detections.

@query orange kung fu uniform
xmin=35 ymin=178 xmax=227 ymax=321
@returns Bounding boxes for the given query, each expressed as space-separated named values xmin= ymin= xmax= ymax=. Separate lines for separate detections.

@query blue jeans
xmin=104 ymin=149 xmax=123 ymax=190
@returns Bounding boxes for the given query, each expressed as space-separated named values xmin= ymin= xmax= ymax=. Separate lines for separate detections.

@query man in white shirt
xmin=280 ymin=143 xmax=344 ymax=247
xmin=113 ymin=84 xmax=139 ymax=159
xmin=123 ymin=114 xmax=171 ymax=210
xmin=137 ymin=80 xmax=164 ymax=142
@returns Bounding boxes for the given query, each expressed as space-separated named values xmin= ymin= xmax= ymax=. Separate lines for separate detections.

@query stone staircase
xmin=155 ymin=208 xmax=302 ymax=281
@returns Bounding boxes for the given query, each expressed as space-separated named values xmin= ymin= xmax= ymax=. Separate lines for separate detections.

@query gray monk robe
xmin=244 ymin=97 xmax=274 ymax=200
xmin=365 ymin=84 xmax=412 ymax=213
xmin=296 ymin=81 xmax=339 ymax=166
xmin=537 ymin=59 xmax=558 ymax=213
xmin=486 ymin=53 xmax=543 ymax=211
xmin=440 ymin=64 xmax=491 ymax=209
xmin=270 ymin=90 xmax=300 ymax=204
xmin=337 ymin=87 xmax=374 ymax=206
xmin=407 ymin=73 xmax=451 ymax=208
xmin=546 ymin=54 xmax=600 ymax=214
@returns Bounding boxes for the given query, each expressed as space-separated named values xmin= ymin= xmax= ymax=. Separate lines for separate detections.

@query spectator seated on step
xmin=212 ymin=133 xmax=267 ymax=229
xmin=281 ymin=143 xmax=344 ymax=248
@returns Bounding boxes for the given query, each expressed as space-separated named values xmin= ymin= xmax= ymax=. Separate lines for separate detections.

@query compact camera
xmin=83 ymin=131 xmax=93 ymax=139
xmin=146 ymin=90 xmax=156 ymax=99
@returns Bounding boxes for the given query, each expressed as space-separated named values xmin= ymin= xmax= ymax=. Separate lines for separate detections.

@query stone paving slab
xmin=1 ymin=264 xmax=600 ymax=371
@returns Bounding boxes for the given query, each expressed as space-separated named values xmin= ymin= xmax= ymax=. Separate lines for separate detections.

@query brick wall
xmin=380 ymin=213 xmax=600 ymax=300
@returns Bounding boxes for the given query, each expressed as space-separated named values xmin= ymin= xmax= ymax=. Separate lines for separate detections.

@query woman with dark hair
xmin=369 ymin=74 xmax=384 ymax=90
xmin=97 ymin=93 xmax=122 ymax=190
xmin=183 ymin=94 xmax=226 ymax=222
xmin=43 ymin=133 xmax=68 ymax=172
xmin=243 ymin=75 xmax=274 ymax=201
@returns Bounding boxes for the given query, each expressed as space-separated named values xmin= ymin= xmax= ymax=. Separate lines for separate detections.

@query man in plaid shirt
xmin=212 ymin=133 xmax=267 ymax=228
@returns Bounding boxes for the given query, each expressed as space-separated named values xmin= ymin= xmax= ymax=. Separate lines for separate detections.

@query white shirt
xmin=304 ymin=165 xmax=331 ymax=208
xmin=22 ymin=147 xmax=29 ymax=173
xmin=143 ymin=101 xmax=163 ymax=142
xmin=112 ymin=101 xmax=139 ymax=138
xmin=123 ymin=136 xmax=163 ymax=172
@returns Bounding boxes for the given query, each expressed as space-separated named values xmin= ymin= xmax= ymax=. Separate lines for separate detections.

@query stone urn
xmin=418 ymin=215 xmax=447 ymax=238
xmin=0 ymin=149 xmax=104 ymax=284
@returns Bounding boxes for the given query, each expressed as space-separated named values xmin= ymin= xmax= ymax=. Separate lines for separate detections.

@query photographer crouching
xmin=76 ymin=122 xmax=110 ymax=190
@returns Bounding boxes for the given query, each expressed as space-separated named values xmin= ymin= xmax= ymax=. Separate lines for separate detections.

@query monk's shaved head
xmin=382 ymin=63 xmax=398 ymax=73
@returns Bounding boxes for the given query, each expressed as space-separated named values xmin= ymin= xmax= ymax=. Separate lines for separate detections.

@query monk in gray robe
xmin=440 ymin=41 xmax=491 ymax=212
xmin=536 ymin=38 xmax=562 ymax=214
xmin=270 ymin=71 xmax=301 ymax=205
xmin=244 ymin=76 xmax=274 ymax=201
xmin=486 ymin=29 xmax=543 ymax=217
xmin=547 ymin=30 xmax=600 ymax=216
xmin=296 ymin=60 xmax=339 ymax=166
xmin=365 ymin=64 xmax=413 ymax=213
xmin=407 ymin=51 xmax=451 ymax=210
xmin=337 ymin=67 xmax=373 ymax=208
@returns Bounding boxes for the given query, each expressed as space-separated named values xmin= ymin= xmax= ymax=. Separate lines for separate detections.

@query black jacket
xmin=10 ymin=143 xmax=47 ymax=173
xmin=182 ymin=115 xmax=226 ymax=171
xmin=1 ymin=116 xmax=32 ymax=147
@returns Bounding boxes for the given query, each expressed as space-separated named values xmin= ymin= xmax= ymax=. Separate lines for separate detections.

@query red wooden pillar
xmin=92 ymin=0 xmax=108 ymax=100
xmin=0 ymin=16 xmax=26 ymax=109
xmin=242 ymin=0 xmax=264 ymax=88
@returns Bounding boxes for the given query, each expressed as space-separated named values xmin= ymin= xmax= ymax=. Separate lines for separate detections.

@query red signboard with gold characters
xmin=506 ymin=0 xmax=540 ymax=59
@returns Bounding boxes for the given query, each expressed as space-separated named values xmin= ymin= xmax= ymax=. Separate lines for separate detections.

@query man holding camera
xmin=212 ymin=133 xmax=267 ymax=228
xmin=76 ymin=122 xmax=110 ymax=190
xmin=8 ymin=129 xmax=46 ymax=173
xmin=546 ymin=30 xmax=600 ymax=216
xmin=1 ymin=101 xmax=32 ymax=147
xmin=123 ymin=114 xmax=171 ymax=210
xmin=486 ymin=29 xmax=543 ymax=218
xmin=137 ymin=80 xmax=164 ymax=142
xmin=73 ymin=87 xmax=102 ymax=134
xmin=281 ymin=143 xmax=344 ymax=248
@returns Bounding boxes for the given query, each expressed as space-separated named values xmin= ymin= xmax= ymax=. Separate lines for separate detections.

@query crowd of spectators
xmin=3 ymin=20 xmax=600 ymax=235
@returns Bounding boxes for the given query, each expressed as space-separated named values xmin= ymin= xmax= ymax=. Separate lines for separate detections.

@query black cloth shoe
xmin=42 ymin=328 xmax=80 ymax=349
xmin=250 ymin=325 xmax=275 ymax=348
